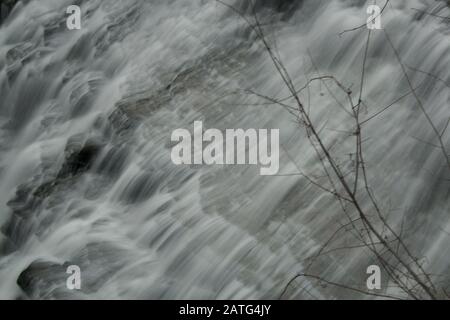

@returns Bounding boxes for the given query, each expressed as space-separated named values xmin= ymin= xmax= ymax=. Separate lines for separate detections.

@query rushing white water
xmin=0 ymin=0 xmax=449 ymax=299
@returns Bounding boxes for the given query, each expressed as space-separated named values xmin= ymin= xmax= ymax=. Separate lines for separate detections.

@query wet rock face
xmin=58 ymin=142 xmax=102 ymax=179
xmin=255 ymin=0 xmax=301 ymax=11
xmin=0 ymin=138 xmax=104 ymax=253
xmin=32 ymin=139 xmax=103 ymax=198
xmin=235 ymin=0 xmax=303 ymax=19
xmin=0 ymin=0 xmax=19 ymax=24
xmin=17 ymin=259 xmax=85 ymax=299
xmin=16 ymin=242 xmax=131 ymax=299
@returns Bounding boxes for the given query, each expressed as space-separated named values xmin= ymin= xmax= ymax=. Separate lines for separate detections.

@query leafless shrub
xmin=218 ymin=0 xmax=450 ymax=300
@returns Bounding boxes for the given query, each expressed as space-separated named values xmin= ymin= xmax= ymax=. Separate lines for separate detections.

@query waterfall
xmin=0 ymin=0 xmax=449 ymax=299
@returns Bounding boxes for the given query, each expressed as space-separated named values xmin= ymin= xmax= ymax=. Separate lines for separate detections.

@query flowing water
xmin=0 ymin=0 xmax=449 ymax=299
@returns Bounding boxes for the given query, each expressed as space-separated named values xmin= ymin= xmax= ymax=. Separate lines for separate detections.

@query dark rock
xmin=17 ymin=259 xmax=85 ymax=299
xmin=32 ymin=139 xmax=102 ymax=198
xmin=0 ymin=0 xmax=19 ymax=25
xmin=234 ymin=0 xmax=303 ymax=20
xmin=58 ymin=142 xmax=102 ymax=179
